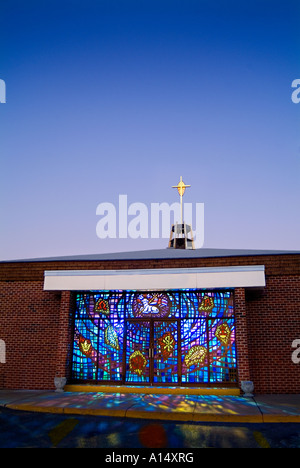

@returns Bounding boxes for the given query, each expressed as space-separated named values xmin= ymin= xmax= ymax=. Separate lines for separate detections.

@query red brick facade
xmin=246 ymin=275 xmax=300 ymax=393
xmin=0 ymin=253 xmax=299 ymax=393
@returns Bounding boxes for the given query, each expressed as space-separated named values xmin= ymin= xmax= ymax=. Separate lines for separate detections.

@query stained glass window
xmin=71 ymin=290 xmax=237 ymax=385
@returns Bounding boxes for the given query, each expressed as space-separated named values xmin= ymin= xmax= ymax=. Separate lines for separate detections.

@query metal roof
xmin=1 ymin=248 xmax=299 ymax=263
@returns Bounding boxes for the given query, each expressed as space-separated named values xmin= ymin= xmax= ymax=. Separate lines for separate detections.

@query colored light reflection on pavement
xmin=1 ymin=390 xmax=300 ymax=448
xmin=3 ymin=391 xmax=263 ymax=422
xmin=1 ymin=407 xmax=300 ymax=448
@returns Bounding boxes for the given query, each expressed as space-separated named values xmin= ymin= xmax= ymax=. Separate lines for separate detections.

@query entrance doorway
xmin=125 ymin=319 xmax=180 ymax=385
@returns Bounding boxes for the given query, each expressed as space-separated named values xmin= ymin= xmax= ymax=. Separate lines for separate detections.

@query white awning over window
xmin=43 ymin=265 xmax=265 ymax=291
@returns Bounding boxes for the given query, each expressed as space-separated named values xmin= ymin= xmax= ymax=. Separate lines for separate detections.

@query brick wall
xmin=54 ymin=291 xmax=74 ymax=382
xmin=0 ymin=253 xmax=299 ymax=392
xmin=246 ymin=275 xmax=300 ymax=394
xmin=0 ymin=281 xmax=62 ymax=389
xmin=234 ymin=288 xmax=251 ymax=386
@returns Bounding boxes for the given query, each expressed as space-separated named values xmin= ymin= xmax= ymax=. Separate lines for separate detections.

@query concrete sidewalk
xmin=1 ymin=390 xmax=300 ymax=423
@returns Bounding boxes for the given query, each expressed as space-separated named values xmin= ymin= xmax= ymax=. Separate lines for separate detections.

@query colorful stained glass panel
xmin=125 ymin=321 xmax=150 ymax=383
xmin=71 ymin=290 xmax=237 ymax=385
xmin=154 ymin=321 xmax=179 ymax=384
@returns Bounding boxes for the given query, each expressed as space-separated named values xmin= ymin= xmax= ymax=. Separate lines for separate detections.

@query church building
xmin=0 ymin=246 xmax=299 ymax=394
xmin=0 ymin=178 xmax=299 ymax=395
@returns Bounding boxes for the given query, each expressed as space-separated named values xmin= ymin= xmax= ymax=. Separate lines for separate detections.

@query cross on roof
xmin=172 ymin=176 xmax=191 ymax=225
xmin=172 ymin=176 xmax=191 ymax=197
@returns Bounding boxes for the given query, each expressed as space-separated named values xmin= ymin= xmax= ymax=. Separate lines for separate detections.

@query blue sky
xmin=0 ymin=0 xmax=299 ymax=260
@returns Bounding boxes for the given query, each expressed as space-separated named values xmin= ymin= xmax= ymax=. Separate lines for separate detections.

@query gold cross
xmin=172 ymin=176 xmax=191 ymax=225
